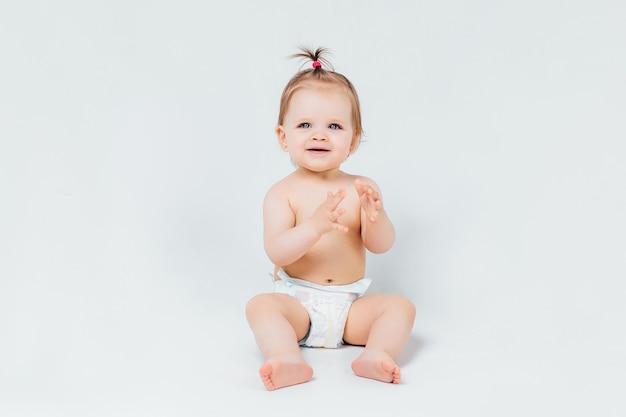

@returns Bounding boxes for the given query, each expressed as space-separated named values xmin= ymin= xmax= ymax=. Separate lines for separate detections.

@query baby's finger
xmin=332 ymin=223 xmax=349 ymax=233
xmin=354 ymin=179 xmax=368 ymax=196
xmin=366 ymin=186 xmax=380 ymax=200
xmin=327 ymin=188 xmax=346 ymax=210
xmin=334 ymin=207 xmax=346 ymax=219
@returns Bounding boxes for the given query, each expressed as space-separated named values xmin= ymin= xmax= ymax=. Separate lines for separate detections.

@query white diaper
xmin=273 ymin=269 xmax=371 ymax=348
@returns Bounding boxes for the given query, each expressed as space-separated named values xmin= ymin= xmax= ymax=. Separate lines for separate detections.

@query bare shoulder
xmin=350 ymin=173 xmax=383 ymax=192
xmin=351 ymin=173 xmax=376 ymax=184
xmin=265 ymin=173 xmax=296 ymax=198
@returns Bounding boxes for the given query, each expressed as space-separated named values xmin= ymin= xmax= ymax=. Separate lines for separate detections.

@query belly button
xmin=326 ymin=278 xmax=334 ymax=284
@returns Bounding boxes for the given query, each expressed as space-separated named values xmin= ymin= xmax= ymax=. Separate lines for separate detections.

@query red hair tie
xmin=312 ymin=61 xmax=322 ymax=69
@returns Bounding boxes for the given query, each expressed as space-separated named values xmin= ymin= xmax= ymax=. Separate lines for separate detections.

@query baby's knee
xmin=389 ymin=295 xmax=416 ymax=320
xmin=245 ymin=293 xmax=289 ymax=320
xmin=246 ymin=294 xmax=272 ymax=314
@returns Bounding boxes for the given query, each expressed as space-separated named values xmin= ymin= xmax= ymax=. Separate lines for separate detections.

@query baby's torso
xmin=278 ymin=173 xmax=366 ymax=286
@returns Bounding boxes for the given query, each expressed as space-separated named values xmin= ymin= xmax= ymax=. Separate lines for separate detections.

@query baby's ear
xmin=349 ymin=134 xmax=361 ymax=154
xmin=276 ymin=125 xmax=288 ymax=150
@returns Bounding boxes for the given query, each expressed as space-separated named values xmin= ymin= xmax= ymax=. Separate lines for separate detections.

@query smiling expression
xmin=277 ymin=85 xmax=355 ymax=175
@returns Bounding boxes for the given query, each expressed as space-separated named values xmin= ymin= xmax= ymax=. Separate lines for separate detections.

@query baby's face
xmin=277 ymin=86 xmax=354 ymax=174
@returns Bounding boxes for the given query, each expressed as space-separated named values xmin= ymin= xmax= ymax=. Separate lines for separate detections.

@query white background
xmin=1 ymin=1 xmax=624 ymax=416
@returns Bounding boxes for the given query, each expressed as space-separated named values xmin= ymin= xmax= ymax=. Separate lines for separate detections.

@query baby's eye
xmin=298 ymin=122 xmax=311 ymax=128
xmin=329 ymin=123 xmax=342 ymax=130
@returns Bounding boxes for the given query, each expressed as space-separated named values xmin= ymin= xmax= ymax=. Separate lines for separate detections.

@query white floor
xmin=1 ymin=246 xmax=624 ymax=417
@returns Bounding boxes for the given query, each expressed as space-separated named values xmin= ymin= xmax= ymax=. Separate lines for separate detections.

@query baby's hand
xmin=355 ymin=179 xmax=382 ymax=222
xmin=310 ymin=188 xmax=349 ymax=235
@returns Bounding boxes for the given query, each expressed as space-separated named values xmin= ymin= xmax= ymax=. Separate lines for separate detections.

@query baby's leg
xmin=246 ymin=293 xmax=313 ymax=390
xmin=343 ymin=294 xmax=416 ymax=384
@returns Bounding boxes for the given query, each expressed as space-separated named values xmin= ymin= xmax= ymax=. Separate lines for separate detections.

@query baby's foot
xmin=351 ymin=349 xmax=401 ymax=384
xmin=259 ymin=357 xmax=313 ymax=391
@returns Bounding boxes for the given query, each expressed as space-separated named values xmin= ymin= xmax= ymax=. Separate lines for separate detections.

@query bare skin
xmin=344 ymin=294 xmax=415 ymax=384
xmin=246 ymin=293 xmax=313 ymax=390
xmin=246 ymin=84 xmax=416 ymax=390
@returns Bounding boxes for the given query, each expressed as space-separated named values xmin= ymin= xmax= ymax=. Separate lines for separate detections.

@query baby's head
xmin=277 ymin=47 xmax=363 ymax=153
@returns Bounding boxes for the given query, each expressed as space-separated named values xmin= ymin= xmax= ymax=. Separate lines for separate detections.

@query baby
xmin=246 ymin=47 xmax=416 ymax=391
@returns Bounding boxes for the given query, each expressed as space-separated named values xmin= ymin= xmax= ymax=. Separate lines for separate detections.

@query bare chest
xmin=290 ymin=188 xmax=362 ymax=231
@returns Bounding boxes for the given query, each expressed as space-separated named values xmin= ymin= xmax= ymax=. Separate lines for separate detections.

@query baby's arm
xmin=263 ymin=185 xmax=348 ymax=267
xmin=355 ymin=178 xmax=396 ymax=254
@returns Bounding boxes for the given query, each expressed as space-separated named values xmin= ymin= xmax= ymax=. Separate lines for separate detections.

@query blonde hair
xmin=277 ymin=47 xmax=363 ymax=153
